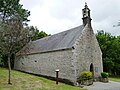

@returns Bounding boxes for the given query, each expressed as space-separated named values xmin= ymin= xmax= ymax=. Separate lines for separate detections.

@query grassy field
xmin=109 ymin=76 xmax=120 ymax=82
xmin=0 ymin=68 xmax=86 ymax=90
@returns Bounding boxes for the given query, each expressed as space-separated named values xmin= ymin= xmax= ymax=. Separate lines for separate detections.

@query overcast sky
xmin=20 ymin=0 xmax=120 ymax=36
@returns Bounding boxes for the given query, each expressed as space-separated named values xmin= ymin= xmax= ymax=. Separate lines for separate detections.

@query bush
xmin=101 ymin=72 xmax=109 ymax=78
xmin=80 ymin=71 xmax=92 ymax=80
xmin=77 ymin=71 xmax=93 ymax=86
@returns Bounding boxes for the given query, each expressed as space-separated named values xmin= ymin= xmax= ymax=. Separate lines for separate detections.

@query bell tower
xmin=82 ymin=2 xmax=92 ymax=26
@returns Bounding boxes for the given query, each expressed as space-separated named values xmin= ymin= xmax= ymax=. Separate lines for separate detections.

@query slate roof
xmin=17 ymin=25 xmax=84 ymax=55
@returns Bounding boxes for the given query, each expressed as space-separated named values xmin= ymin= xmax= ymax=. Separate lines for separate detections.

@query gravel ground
xmin=84 ymin=81 xmax=120 ymax=90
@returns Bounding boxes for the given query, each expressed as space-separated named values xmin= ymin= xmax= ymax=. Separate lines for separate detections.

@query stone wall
xmin=72 ymin=24 xmax=103 ymax=79
xmin=14 ymin=24 xmax=103 ymax=85
xmin=14 ymin=49 xmax=76 ymax=84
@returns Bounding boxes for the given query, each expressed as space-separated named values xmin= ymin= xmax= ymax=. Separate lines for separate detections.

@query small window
xmin=95 ymin=67 xmax=99 ymax=72
xmin=84 ymin=11 xmax=86 ymax=13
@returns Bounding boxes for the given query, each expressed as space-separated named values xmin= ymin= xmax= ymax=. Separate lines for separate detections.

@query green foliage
xmin=0 ymin=0 xmax=30 ymax=22
xmin=0 ymin=0 xmax=30 ymax=68
xmin=28 ymin=26 xmax=49 ymax=41
xmin=109 ymin=76 xmax=120 ymax=82
xmin=0 ymin=0 xmax=30 ymax=84
xmin=0 ymin=18 xmax=30 ymax=84
xmin=80 ymin=71 xmax=92 ymax=80
xmin=0 ymin=52 xmax=8 ymax=67
xmin=96 ymin=30 xmax=120 ymax=75
xmin=0 ymin=68 xmax=84 ymax=90
xmin=101 ymin=72 xmax=109 ymax=78
xmin=0 ymin=55 xmax=4 ymax=67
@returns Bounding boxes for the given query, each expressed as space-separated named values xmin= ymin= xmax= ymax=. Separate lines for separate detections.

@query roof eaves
xmin=16 ymin=47 xmax=72 ymax=56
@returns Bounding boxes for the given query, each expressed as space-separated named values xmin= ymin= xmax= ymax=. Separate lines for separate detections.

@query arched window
xmin=90 ymin=63 xmax=93 ymax=72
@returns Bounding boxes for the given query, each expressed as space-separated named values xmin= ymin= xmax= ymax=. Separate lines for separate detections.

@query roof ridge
xmin=32 ymin=25 xmax=83 ymax=43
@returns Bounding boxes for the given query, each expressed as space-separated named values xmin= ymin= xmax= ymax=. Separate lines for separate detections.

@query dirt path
xmin=84 ymin=81 xmax=120 ymax=90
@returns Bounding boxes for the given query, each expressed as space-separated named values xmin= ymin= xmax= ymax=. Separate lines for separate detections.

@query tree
xmin=0 ymin=0 xmax=30 ymax=23
xmin=96 ymin=30 xmax=120 ymax=75
xmin=28 ymin=26 xmax=49 ymax=41
xmin=0 ymin=0 xmax=30 ymax=69
xmin=0 ymin=0 xmax=30 ymax=84
xmin=0 ymin=18 xmax=29 ymax=84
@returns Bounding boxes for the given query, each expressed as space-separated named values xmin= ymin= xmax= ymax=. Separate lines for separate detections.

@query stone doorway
xmin=90 ymin=63 xmax=94 ymax=78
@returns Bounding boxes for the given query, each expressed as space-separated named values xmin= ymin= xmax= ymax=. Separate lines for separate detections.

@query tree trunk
xmin=8 ymin=55 xmax=12 ymax=84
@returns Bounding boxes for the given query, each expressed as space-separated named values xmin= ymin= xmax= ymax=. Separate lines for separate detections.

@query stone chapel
xmin=14 ymin=3 xmax=103 ymax=85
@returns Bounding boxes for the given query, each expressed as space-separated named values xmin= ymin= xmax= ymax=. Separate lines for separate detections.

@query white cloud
xmin=28 ymin=1 xmax=76 ymax=34
xmin=20 ymin=0 xmax=120 ymax=36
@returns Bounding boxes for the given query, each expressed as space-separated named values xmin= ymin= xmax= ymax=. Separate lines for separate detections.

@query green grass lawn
xmin=0 ymin=68 xmax=86 ymax=90
xmin=109 ymin=76 xmax=120 ymax=82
